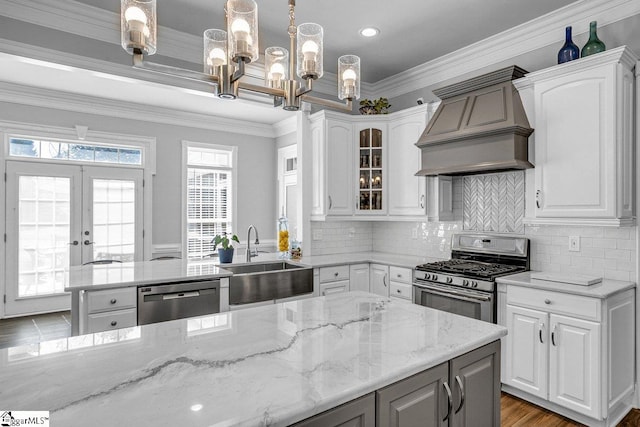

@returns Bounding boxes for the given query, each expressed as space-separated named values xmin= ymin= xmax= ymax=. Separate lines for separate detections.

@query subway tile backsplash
xmin=311 ymin=220 xmax=637 ymax=281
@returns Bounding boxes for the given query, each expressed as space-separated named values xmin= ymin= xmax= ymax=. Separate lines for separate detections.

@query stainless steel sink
xmin=224 ymin=261 xmax=313 ymax=305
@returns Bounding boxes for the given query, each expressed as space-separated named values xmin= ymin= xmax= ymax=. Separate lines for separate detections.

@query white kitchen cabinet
xmin=310 ymin=111 xmax=353 ymax=218
xmin=500 ymin=281 xmax=634 ymax=426
xmin=388 ymin=266 xmax=413 ymax=302
xmin=309 ymin=104 xmax=453 ymax=221
xmin=515 ymin=46 xmax=636 ymax=226
xmin=387 ymin=105 xmax=428 ymax=216
xmin=318 ymin=265 xmax=350 ymax=296
xmin=350 ymin=263 xmax=370 ymax=292
xmin=79 ymin=287 xmax=137 ymax=334
xmin=370 ymin=264 xmax=389 ymax=297
xmin=548 ymin=314 xmax=600 ymax=417
xmin=354 ymin=122 xmax=386 ymax=215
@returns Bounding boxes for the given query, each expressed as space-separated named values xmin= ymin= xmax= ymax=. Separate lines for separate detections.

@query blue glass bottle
xmin=557 ymin=26 xmax=579 ymax=64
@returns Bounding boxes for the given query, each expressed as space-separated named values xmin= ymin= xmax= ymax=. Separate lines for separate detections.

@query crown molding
xmin=371 ymin=0 xmax=640 ymax=98
xmin=273 ymin=116 xmax=299 ymax=137
xmin=0 ymin=81 xmax=277 ymax=138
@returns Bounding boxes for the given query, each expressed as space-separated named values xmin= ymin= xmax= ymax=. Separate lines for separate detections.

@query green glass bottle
xmin=581 ymin=21 xmax=606 ymax=57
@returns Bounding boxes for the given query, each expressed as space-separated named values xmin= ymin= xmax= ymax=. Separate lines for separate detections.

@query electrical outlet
xmin=411 ymin=228 xmax=418 ymax=239
xmin=313 ymin=229 xmax=323 ymax=241
xmin=569 ymin=236 xmax=580 ymax=252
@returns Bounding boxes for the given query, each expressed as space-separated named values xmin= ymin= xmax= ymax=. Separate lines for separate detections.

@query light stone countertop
xmin=496 ymin=271 xmax=635 ymax=298
xmin=64 ymin=252 xmax=437 ymax=292
xmin=0 ymin=292 xmax=506 ymax=427
xmin=64 ymin=259 xmax=233 ymax=292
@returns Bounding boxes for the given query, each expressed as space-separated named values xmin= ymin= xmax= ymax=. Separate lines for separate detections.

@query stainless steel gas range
xmin=413 ymin=234 xmax=529 ymax=323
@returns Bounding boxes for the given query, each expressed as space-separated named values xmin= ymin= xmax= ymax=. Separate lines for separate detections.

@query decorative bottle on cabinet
xmin=581 ymin=21 xmax=606 ymax=57
xmin=557 ymin=26 xmax=579 ymax=64
xmin=277 ymin=210 xmax=290 ymax=259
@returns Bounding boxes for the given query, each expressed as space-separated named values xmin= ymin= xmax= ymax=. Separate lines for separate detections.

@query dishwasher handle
xmin=163 ymin=291 xmax=200 ymax=300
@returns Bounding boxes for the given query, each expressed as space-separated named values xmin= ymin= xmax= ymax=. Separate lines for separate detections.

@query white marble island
xmin=0 ymin=292 xmax=506 ymax=427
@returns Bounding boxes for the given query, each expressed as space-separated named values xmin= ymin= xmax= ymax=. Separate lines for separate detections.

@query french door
xmin=5 ymin=161 xmax=143 ymax=316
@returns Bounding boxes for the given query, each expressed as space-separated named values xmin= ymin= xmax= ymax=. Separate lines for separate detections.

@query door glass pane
xmin=92 ymin=179 xmax=136 ymax=262
xmin=18 ymin=176 xmax=70 ymax=297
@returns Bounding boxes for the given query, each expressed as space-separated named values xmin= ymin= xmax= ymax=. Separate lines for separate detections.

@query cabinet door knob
xmin=110 ymin=298 xmax=117 ymax=304
xmin=110 ymin=321 xmax=117 ymax=327
xmin=544 ymin=299 xmax=551 ymax=304
xmin=396 ymin=289 xmax=401 ymax=294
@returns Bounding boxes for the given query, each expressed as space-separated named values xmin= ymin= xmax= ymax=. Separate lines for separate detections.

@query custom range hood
xmin=416 ymin=66 xmax=533 ymax=176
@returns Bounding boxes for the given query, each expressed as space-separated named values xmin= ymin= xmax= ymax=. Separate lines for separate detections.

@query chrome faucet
xmin=246 ymin=225 xmax=260 ymax=262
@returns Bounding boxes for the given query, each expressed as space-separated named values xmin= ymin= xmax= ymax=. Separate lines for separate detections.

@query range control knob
xmin=432 ymin=274 xmax=438 ymax=281
xmin=425 ymin=273 xmax=431 ymax=280
xmin=472 ymin=281 xmax=478 ymax=288
xmin=462 ymin=280 xmax=469 ymax=286
xmin=446 ymin=277 xmax=453 ymax=284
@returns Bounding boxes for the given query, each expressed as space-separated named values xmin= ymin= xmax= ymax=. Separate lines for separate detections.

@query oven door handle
xmin=413 ymin=283 xmax=491 ymax=303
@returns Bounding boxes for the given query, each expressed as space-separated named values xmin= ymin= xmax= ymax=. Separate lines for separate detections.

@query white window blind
xmin=186 ymin=145 xmax=234 ymax=260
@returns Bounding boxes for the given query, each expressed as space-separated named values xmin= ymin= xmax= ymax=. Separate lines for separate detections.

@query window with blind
xmin=185 ymin=145 xmax=235 ymax=260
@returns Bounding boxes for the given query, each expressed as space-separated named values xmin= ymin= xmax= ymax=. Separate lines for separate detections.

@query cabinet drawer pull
xmin=334 ymin=272 xmax=339 ymax=277
xmin=396 ymin=289 xmax=401 ymax=294
xmin=443 ymin=381 xmax=453 ymax=422
xmin=454 ymin=375 xmax=465 ymax=414
xmin=110 ymin=298 xmax=117 ymax=304
xmin=544 ymin=299 xmax=551 ymax=305
xmin=110 ymin=321 xmax=117 ymax=327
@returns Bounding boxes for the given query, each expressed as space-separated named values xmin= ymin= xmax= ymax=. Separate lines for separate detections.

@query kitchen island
xmin=0 ymin=292 xmax=506 ymax=426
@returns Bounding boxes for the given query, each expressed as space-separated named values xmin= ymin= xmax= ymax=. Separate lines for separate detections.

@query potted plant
xmin=359 ymin=97 xmax=392 ymax=115
xmin=212 ymin=233 xmax=240 ymax=263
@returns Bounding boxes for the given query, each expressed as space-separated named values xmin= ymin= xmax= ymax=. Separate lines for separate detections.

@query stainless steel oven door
xmin=413 ymin=281 xmax=494 ymax=323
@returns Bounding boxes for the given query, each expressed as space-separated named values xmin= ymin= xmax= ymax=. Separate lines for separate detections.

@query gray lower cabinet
xmin=292 ymin=393 xmax=375 ymax=427
xmin=293 ymin=341 xmax=500 ymax=427
xmin=377 ymin=362 xmax=449 ymax=427
xmin=449 ymin=341 xmax=501 ymax=427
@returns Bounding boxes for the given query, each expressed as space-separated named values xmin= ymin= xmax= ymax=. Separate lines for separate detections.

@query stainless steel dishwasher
xmin=137 ymin=279 xmax=220 ymax=325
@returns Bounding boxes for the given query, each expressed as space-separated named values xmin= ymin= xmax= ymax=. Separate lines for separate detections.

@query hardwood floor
xmin=2 ymin=316 xmax=640 ymax=426
xmin=502 ymin=392 xmax=640 ymax=426
xmin=0 ymin=311 xmax=71 ymax=348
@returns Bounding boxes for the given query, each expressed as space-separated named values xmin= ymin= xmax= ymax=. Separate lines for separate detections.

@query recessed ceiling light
xmin=190 ymin=404 xmax=203 ymax=412
xmin=359 ymin=27 xmax=380 ymax=38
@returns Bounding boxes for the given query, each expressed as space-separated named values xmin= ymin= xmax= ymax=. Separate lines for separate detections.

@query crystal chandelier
xmin=120 ymin=0 xmax=361 ymax=112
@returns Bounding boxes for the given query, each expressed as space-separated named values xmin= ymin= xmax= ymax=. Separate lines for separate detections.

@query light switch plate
xmin=313 ymin=229 xmax=323 ymax=241
xmin=569 ymin=236 xmax=580 ymax=252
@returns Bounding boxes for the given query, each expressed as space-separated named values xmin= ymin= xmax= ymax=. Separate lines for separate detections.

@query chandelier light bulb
xmin=231 ymin=18 xmax=251 ymax=37
xmin=124 ymin=6 xmax=147 ymax=24
xmin=342 ymin=68 xmax=357 ymax=84
xmin=269 ymin=63 xmax=286 ymax=80
xmin=208 ymin=47 xmax=227 ymax=67
xmin=301 ymin=40 xmax=319 ymax=57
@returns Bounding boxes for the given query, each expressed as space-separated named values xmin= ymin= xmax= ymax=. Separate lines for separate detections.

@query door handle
xmin=84 ymin=240 xmax=94 ymax=245
xmin=536 ymin=190 xmax=542 ymax=209
xmin=68 ymin=241 xmax=79 ymax=246
xmin=454 ymin=375 xmax=465 ymax=414
xmin=442 ymin=381 xmax=453 ymax=422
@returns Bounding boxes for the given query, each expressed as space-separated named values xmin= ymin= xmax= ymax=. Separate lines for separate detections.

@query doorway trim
xmin=0 ymin=119 xmax=156 ymax=318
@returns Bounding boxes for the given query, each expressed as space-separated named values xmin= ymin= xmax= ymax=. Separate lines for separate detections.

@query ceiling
xmin=74 ymin=0 xmax=576 ymax=83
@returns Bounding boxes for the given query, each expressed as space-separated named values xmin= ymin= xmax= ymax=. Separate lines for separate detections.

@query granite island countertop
xmin=0 ymin=292 xmax=506 ymax=427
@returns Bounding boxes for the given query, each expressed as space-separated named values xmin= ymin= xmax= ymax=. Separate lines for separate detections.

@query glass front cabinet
xmin=355 ymin=123 xmax=386 ymax=214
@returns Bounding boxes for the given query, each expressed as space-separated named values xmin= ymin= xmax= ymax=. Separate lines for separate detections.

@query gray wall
xmin=0 ymin=102 xmax=277 ymax=249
